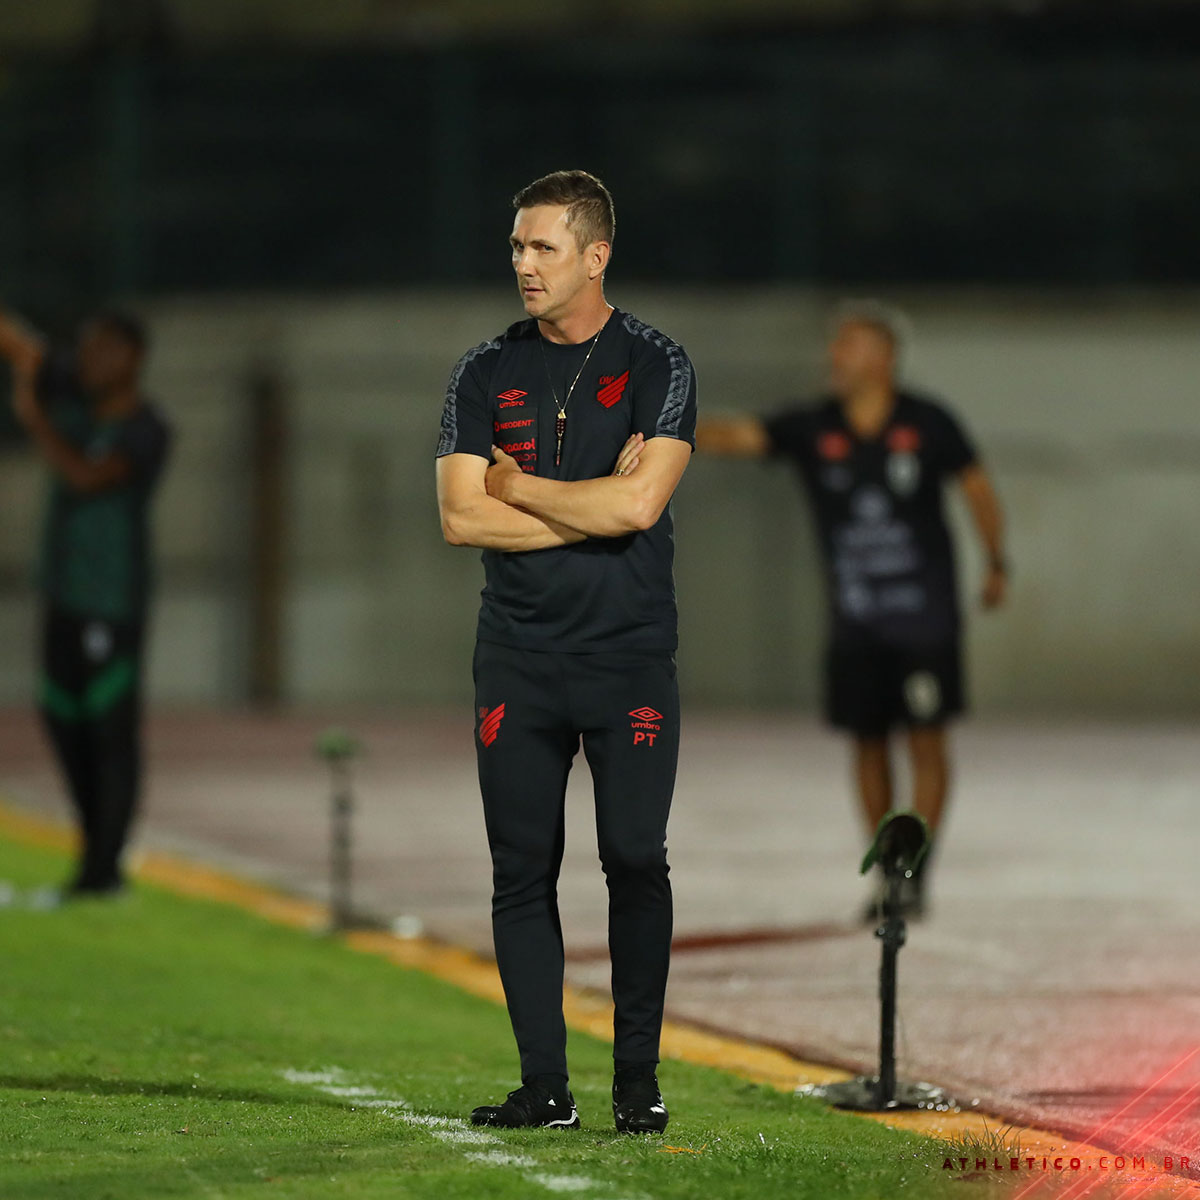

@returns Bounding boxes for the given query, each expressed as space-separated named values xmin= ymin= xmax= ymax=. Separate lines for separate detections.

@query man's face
xmin=77 ymin=322 xmax=140 ymax=395
xmin=828 ymin=320 xmax=895 ymax=397
xmin=510 ymin=205 xmax=595 ymax=323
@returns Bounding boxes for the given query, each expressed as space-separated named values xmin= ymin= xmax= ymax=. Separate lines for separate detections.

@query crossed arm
xmin=437 ymin=433 xmax=692 ymax=552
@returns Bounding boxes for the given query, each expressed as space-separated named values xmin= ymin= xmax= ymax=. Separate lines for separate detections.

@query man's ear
xmin=587 ymin=241 xmax=612 ymax=280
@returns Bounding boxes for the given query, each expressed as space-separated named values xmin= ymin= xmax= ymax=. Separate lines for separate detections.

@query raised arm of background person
xmin=958 ymin=463 xmax=1008 ymax=609
xmin=486 ymin=434 xmax=691 ymax=538
xmin=437 ymin=452 xmax=589 ymax=551
xmin=694 ymin=414 xmax=771 ymax=458
xmin=0 ymin=309 xmax=47 ymax=375
xmin=7 ymin=336 xmax=140 ymax=494
xmin=13 ymin=371 xmax=133 ymax=492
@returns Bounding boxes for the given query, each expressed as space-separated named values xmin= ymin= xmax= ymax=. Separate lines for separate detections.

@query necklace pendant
xmin=555 ymin=411 xmax=566 ymax=466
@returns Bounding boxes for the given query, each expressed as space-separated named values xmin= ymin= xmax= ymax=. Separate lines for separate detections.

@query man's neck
xmin=93 ymin=384 xmax=140 ymax=421
xmin=841 ymin=382 xmax=895 ymax=439
xmin=538 ymin=297 xmax=613 ymax=346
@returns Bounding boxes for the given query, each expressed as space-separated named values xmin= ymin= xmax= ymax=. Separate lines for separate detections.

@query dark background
xmin=2 ymin=3 xmax=1199 ymax=326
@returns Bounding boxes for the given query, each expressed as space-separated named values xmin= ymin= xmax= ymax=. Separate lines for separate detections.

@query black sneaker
xmin=613 ymin=1073 xmax=669 ymax=1134
xmin=470 ymin=1083 xmax=580 ymax=1129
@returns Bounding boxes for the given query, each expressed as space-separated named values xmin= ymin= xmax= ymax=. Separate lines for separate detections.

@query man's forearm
xmin=962 ymin=472 xmax=1006 ymax=566
xmin=695 ymin=416 xmax=770 ymax=458
xmin=502 ymin=472 xmax=652 ymax=539
xmin=443 ymin=492 xmax=587 ymax=552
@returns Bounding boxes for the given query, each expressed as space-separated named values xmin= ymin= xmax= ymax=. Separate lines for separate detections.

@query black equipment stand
xmin=315 ymin=728 xmax=363 ymax=933
xmin=803 ymin=811 xmax=957 ymax=1112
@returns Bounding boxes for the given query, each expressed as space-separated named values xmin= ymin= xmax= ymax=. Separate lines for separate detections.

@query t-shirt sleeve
xmin=115 ymin=411 xmax=172 ymax=486
xmin=436 ymin=340 xmax=499 ymax=460
xmin=926 ymin=403 xmax=979 ymax=475
xmin=630 ymin=338 xmax=697 ymax=448
xmin=762 ymin=407 xmax=815 ymax=460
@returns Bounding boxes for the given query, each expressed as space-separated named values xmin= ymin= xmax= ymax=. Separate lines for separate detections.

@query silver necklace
xmin=539 ymin=313 xmax=610 ymax=466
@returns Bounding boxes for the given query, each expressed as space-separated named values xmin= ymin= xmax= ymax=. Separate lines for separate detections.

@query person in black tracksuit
xmin=435 ymin=171 xmax=696 ymax=1134
xmin=1 ymin=308 xmax=171 ymax=897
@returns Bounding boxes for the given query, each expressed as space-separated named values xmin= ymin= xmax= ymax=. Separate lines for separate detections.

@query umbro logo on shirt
xmin=596 ymin=371 xmax=629 ymax=408
xmin=497 ymin=389 xmax=527 ymax=404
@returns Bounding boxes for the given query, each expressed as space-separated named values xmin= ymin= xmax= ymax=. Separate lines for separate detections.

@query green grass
xmin=0 ymin=834 xmax=965 ymax=1200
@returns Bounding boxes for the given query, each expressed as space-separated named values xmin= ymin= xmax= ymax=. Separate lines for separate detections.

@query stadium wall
xmin=0 ymin=288 xmax=1196 ymax=715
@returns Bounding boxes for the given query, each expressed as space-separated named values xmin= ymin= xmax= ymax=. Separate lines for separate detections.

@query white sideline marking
xmin=280 ymin=1067 xmax=640 ymax=1198
xmin=432 ymin=1129 xmax=501 ymax=1145
xmin=281 ymin=1068 xmax=349 ymax=1086
xmin=465 ymin=1151 xmax=537 ymax=1167
xmin=390 ymin=1113 xmax=462 ymax=1129
xmin=525 ymin=1173 xmax=600 ymax=1193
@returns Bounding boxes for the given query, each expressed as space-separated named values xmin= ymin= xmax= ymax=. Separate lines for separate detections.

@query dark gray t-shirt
xmin=437 ymin=309 xmax=697 ymax=653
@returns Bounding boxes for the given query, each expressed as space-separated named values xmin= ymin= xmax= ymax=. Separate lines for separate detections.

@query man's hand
xmin=496 ymin=436 xmax=691 ymax=539
xmin=981 ymin=563 xmax=1008 ymax=610
xmin=613 ymin=433 xmax=643 ymax=477
xmin=485 ymin=445 xmax=524 ymax=505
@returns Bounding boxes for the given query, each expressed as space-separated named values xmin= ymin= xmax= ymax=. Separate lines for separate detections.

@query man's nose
xmin=515 ymin=249 xmax=536 ymax=276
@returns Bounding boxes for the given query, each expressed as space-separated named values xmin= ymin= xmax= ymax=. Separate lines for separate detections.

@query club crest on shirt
xmin=887 ymin=451 xmax=921 ymax=497
xmin=596 ymin=371 xmax=629 ymax=408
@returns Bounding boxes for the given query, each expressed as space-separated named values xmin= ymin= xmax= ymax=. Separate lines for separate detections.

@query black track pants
xmin=473 ymin=641 xmax=680 ymax=1082
xmin=39 ymin=608 xmax=144 ymax=890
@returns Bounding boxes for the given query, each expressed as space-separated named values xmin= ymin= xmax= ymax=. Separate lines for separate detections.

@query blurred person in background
xmin=696 ymin=302 xmax=1006 ymax=920
xmin=0 ymin=307 xmax=172 ymax=898
xmin=436 ymin=170 xmax=695 ymax=1134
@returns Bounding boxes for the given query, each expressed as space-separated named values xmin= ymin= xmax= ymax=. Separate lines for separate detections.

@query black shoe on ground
xmin=613 ymin=1072 xmax=669 ymax=1135
xmin=470 ymin=1083 xmax=580 ymax=1129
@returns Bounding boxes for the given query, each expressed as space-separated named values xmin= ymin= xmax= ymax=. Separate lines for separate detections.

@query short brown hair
xmin=830 ymin=299 xmax=910 ymax=357
xmin=512 ymin=170 xmax=615 ymax=253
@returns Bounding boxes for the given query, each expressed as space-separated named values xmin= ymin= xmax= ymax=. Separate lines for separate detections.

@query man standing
xmin=436 ymin=170 xmax=695 ymax=1133
xmin=696 ymin=302 xmax=1005 ymax=919
xmin=1 ymin=308 xmax=172 ymax=897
